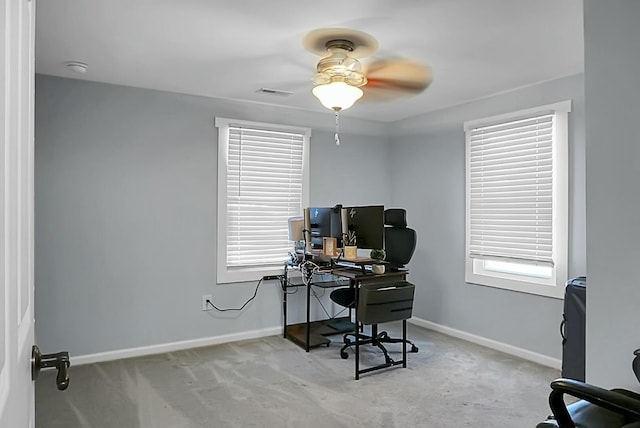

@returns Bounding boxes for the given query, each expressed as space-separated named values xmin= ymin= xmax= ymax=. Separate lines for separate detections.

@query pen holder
xmin=344 ymin=246 xmax=357 ymax=259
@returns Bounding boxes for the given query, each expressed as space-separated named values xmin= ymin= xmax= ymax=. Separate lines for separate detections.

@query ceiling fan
xmin=303 ymin=28 xmax=433 ymax=113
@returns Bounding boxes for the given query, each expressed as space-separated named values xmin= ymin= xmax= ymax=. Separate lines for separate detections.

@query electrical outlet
xmin=202 ymin=294 xmax=212 ymax=311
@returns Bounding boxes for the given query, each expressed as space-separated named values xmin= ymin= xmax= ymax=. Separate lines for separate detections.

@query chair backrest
xmin=384 ymin=208 xmax=417 ymax=271
xmin=634 ymin=349 xmax=640 ymax=385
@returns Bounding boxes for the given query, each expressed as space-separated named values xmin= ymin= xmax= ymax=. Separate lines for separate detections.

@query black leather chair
xmin=537 ymin=349 xmax=640 ymax=427
xmin=329 ymin=208 xmax=419 ymax=363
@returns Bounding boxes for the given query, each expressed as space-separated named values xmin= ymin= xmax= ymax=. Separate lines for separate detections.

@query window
xmin=216 ymin=118 xmax=310 ymax=283
xmin=464 ymin=101 xmax=571 ymax=298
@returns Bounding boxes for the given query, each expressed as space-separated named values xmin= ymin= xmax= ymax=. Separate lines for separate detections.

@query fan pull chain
xmin=334 ymin=110 xmax=341 ymax=146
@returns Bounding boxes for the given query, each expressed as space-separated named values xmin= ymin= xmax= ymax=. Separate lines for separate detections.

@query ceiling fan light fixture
xmin=312 ymin=81 xmax=363 ymax=111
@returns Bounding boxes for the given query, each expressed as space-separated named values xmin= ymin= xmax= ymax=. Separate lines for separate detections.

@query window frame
xmin=464 ymin=101 xmax=571 ymax=299
xmin=216 ymin=117 xmax=310 ymax=284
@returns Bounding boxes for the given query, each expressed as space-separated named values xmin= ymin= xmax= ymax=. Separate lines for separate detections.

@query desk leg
xmin=282 ymin=274 xmax=288 ymax=339
xmin=305 ymin=278 xmax=311 ymax=352
xmin=402 ymin=319 xmax=407 ymax=368
xmin=283 ymin=301 xmax=287 ymax=338
xmin=354 ymin=281 xmax=360 ymax=380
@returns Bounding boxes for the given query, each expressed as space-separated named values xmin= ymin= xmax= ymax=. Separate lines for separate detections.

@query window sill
xmin=217 ymin=265 xmax=282 ymax=284
xmin=465 ymin=270 xmax=565 ymax=299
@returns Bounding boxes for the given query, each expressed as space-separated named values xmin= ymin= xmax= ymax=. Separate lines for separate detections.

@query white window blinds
xmin=225 ymin=124 xmax=306 ymax=268
xmin=468 ymin=113 xmax=554 ymax=266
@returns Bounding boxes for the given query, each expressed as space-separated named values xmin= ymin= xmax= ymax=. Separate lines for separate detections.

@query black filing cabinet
xmin=357 ymin=281 xmax=415 ymax=325
xmin=561 ymin=276 xmax=586 ymax=381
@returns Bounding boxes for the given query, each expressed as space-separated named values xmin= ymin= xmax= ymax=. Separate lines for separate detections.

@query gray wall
xmin=35 ymin=72 xmax=587 ymax=364
xmin=584 ymin=1 xmax=640 ymax=389
xmin=34 ymin=75 xmax=391 ymax=356
xmin=386 ymin=74 xmax=586 ymax=359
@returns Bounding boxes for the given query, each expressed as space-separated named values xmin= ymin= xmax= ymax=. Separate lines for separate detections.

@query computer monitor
xmin=304 ymin=206 xmax=343 ymax=251
xmin=340 ymin=205 xmax=384 ymax=251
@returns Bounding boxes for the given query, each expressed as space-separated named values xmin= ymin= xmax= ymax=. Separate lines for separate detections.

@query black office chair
xmin=329 ymin=208 xmax=419 ymax=362
xmin=537 ymin=349 xmax=640 ymax=427
xmin=383 ymin=208 xmax=417 ymax=272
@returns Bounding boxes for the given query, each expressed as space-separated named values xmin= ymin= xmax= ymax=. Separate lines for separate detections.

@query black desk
xmin=280 ymin=261 xmax=351 ymax=351
xmin=281 ymin=259 xmax=411 ymax=379
xmin=331 ymin=267 xmax=410 ymax=380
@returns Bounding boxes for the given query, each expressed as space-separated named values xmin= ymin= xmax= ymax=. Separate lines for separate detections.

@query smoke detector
xmin=65 ymin=61 xmax=88 ymax=73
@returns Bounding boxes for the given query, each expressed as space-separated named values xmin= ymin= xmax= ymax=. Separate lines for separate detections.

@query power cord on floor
xmin=206 ymin=279 xmax=263 ymax=312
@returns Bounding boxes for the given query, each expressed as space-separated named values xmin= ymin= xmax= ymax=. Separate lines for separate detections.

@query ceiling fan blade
xmin=362 ymin=58 xmax=433 ymax=101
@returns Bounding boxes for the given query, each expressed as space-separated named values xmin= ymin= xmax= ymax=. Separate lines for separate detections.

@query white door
xmin=1 ymin=0 xmax=36 ymax=426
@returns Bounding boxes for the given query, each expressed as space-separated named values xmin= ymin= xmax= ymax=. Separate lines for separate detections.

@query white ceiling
xmin=35 ymin=0 xmax=584 ymax=123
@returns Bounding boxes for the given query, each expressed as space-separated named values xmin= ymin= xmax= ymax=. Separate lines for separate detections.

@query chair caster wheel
xmin=410 ymin=345 xmax=419 ymax=353
xmin=340 ymin=351 xmax=349 ymax=359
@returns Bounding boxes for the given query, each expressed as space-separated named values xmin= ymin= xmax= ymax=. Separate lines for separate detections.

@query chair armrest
xmin=549 ymin=378 xmax=640 ymax=427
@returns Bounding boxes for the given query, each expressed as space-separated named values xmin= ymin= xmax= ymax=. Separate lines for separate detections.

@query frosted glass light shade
xmin=312 ymin=81 xmax=364 ymax=111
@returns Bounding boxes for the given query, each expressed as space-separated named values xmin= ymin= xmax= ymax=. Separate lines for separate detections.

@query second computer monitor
xmin=341 ymin=205 xmax=384 ymax=250
xmin=305 ymin=206 xmax=343 ymax=250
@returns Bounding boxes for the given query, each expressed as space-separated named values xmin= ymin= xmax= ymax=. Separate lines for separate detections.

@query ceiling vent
xmin=256 ymin=88 xmax=294 ymax=96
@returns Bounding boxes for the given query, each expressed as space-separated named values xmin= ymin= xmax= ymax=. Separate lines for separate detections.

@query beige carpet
xmin=36 ymin=324 xmax=559 ymax=427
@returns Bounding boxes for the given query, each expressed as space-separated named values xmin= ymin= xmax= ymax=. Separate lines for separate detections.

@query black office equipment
xmin=340 ymin=205 xmax=384 ymax=250
xmin=329 ymin=207 xmax=417 ymax=307
xmin=561 ymin=276 xmax=586 ymax=381
xmin=357 ymin=281 xmax=415 ymax=325
xmin=341 ymin=279 xmax=416 ymax=372
xmin=304 ymin=206 xmax=343 ymax=250
xmin=329 ymin=208 xmax=418 ymax=376
xmin=537 ymin=349 xmax=640 ymax=428
xmin=384 ymin=208 xmax=417 ymax=271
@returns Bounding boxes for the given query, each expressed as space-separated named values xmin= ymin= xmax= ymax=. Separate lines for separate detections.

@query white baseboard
xmin=71 ymin=320 xmax=561 ymax=370
xmin=409 ymin=317 xmax=561 ymax=370
xmin=71 ymin=326 xmax=282 ymax=366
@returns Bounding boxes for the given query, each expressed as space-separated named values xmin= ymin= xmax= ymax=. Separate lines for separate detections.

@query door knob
xmin=31 ymin=345 xmax=70 ymax=390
